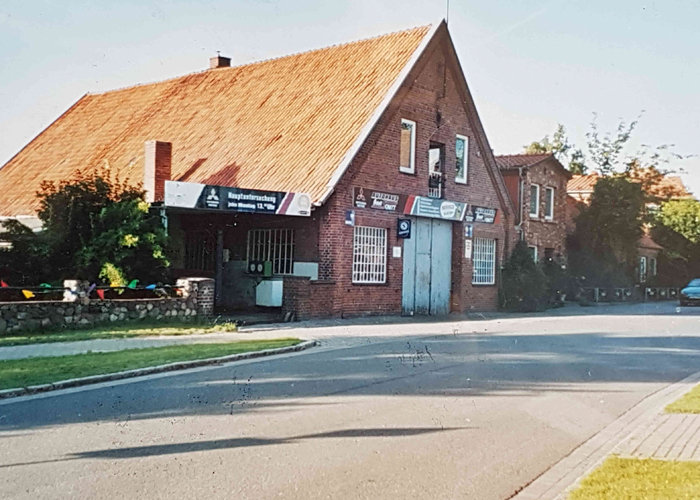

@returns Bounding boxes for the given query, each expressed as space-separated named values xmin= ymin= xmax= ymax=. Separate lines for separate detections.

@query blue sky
xmin=1 ymin=0 xmax=698 ymax=192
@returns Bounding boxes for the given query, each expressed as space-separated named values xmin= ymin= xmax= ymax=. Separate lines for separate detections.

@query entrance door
xmin=402 ymin=218 xmax=453 ymax=315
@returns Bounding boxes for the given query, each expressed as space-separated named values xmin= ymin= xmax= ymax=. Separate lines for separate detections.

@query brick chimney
xmin=209 ymin=54 xmax=231 ymax=69
xmin=144 ymin=140 xmax=172 ymax=203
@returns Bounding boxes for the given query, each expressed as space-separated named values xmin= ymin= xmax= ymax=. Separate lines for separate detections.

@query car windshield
xmin=688 ymin=279 xmax=700 ymax=287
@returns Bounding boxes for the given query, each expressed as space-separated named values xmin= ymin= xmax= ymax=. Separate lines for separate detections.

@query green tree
xmin=0 ymin=170 xmax=170 ymax=285
xmin=500 ymin=241 xmax=549 ymax=312
xmin=568 ymin=177 xmax=645 ymax=286
xmin=656 ymin=199 xmax=700 ymax=243
xmin=524 ymin=124 xmax=587 ymax=174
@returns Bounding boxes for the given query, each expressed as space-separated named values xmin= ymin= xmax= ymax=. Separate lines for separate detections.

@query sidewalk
xmin=0 ymin=301 xmax=692 ymax=361
xmin=510 ymin=369 xmax=700 ymax=500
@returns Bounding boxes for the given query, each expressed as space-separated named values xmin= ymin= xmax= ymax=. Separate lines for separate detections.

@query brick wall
xmin=521 ymin=158 xmax=570 ymax=260
xmin=312 ymin=33 xmax=512 ymax=317
xmin=282 ymin=276 xmax=336 ymax=320
xmin=144 ymin=140 xmax=172 ymax=203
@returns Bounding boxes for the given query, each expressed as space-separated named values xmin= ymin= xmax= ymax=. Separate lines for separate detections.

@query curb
xmin=508 ymin=368 xmax=700 ymax=500
xmin=0 ymin=339 xmax=317 ymax=400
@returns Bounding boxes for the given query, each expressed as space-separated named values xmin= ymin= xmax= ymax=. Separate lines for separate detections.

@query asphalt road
xmin=2 ymin=302 xmax=700 ymax=499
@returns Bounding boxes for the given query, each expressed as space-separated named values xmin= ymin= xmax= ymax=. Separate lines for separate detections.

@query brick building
xmin=0 ymin=22 xmax=515 ymax=318
xmin=566 ymin=172 xmax=692 ymax=283
xmin=496 ymin=154 xmax=571 ymax=263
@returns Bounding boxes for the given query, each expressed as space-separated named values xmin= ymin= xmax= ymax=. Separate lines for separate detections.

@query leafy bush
xmin=500 ymin=241 xmax=549 ymax=312
xmin=0 ymin=170 xmax=170 ymax=285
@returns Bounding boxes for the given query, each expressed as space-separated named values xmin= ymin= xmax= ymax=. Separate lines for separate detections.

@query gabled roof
xmin=567 ymin=173 xmax=600 ymax=193
xmin=0 ymin=24 xmax=436 ymax=216
xmin=567 ymin=172 xmax=691 ymax=199
xmin=495 ymin=153 xmax=572 ymax=179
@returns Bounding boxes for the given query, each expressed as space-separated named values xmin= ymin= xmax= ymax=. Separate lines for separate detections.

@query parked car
xmin=680 ymin=279 xmax=700 ymax=306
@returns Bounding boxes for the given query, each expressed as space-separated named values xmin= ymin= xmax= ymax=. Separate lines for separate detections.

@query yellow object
xmin=21 ymin=290 xmax=35 ymax=299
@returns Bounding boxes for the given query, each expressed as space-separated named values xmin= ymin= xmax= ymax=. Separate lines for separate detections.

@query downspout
xmin=515 ymin=167 xmax=525 ymax=241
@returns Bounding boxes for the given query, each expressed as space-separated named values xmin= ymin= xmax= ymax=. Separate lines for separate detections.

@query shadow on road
xmin=0 ymin=427 xmax=467 ymax=468
xmin=3 ymin=325 xmax=700 ymax=433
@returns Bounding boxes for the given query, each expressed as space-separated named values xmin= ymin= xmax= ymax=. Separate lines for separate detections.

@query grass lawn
xmin=0 ymin=321 xmax=238 ymax=347
xmin=0 ymin=338 xmax=300 ymax=390
xmin=666 ymin=384 xmax=700 ymax=414
xmin=568 ymin=456 xmax=700 ymax=500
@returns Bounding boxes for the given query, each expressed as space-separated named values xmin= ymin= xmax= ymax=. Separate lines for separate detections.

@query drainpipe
xmin=515 ymin=167 xmax=525 ymax=241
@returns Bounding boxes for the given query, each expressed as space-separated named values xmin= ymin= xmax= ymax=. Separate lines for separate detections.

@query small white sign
xmin=392 ymin=246 xmax=402 ymax=258
xmin=464 ymin=239 xmax=472 ymax=259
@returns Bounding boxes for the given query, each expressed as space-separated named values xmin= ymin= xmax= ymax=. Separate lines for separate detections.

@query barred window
xmin=352 ymin=226 xmax=387 ymax=284
xmin=185 ymin=230 xmax=215 ymax=271
xmin=247 ymin=229 xmax=295 ymax=274
xmin=472 ymin=238 xmax=496 ymax=285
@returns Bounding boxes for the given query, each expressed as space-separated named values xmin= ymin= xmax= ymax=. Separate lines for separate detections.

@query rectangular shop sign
xmin=353 ymin=187 xmax=408 ymax=212
xmin=403 ymin=196 xmax=467 ymax=221
xmin=164 ymin=181 xmax=312 ymax=216
xmin=464 ymin=205 xmax=497 ymax=224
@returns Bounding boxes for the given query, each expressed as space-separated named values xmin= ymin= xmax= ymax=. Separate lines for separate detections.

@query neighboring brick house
xmin=566 ymin=172 xmax=691 ymax=283
xmin=0 ymin=21 xmax=515 ymax=318
xmin=495 ymin=154 xmax=571 ymax=263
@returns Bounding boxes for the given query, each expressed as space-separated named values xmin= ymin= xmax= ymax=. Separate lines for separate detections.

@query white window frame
xmin=639 ymin=256 xmax=647 ymax=283
xmin=246 ymin=228 xmax=295 ymax=275
xmin=472 ymin=238 xmax=497 ymax=285
xmin=352 ymin=226 xmax=387 ymax=284
xmin=399 ymin=119 xmax=416 ymax=174
xmin=455 ymin=134 xmax=469 ymax=184
xmin=529 ymin=184 xmax=540 ymax=218
xmin=528 ymin=245 xmax=538 ymax=263
xmin=650 ymin=257 xmax=657 ymax=277
xmin=544 ymin=187 xmax=555 ymax=220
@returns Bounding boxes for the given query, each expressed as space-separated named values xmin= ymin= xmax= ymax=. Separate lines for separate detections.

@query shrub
xmin=500 ymin=241 xmax=549 ymax=312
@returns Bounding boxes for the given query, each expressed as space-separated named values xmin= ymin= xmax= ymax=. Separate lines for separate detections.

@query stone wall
xmin=0 ymin=277 xmax=215 ymax=334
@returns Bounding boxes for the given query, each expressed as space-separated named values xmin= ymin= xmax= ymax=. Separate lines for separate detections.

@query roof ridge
xmin=89 ymin=24 xmax=433 ymax=97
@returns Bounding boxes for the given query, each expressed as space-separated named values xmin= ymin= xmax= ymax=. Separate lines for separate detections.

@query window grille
xmin=185 ymin=230 xmax=215 ymax=271
xmin=472 ymin=238 xmax=496 ymax=285
xmin=352 ymin=226 xmax=387 ymax=284
xmin=247 ymin=229 xmax=295 ymax=274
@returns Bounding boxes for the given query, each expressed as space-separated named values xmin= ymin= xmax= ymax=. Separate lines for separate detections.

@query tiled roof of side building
xmin=494 ymin=153 xmax=553 ymax=170
xmin=0 ymin=25 xmax=433 ymax=216
xmin=495 ymin=153 xmax=572 ymax=179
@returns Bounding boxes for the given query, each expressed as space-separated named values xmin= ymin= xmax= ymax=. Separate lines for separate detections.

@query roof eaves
xmin=316 ymin=21 xmax=441 ymax=206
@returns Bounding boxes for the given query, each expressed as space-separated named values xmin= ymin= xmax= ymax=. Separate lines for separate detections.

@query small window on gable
xmin=529 ymin=184 xmax=540 ymax=218
xmin=455 ymin=135 xmax=468 ymax=184
xmin=400 ymin=119 xmax=416 ymax=174
xmin=544 ymin=187 xmax=555 ymax=220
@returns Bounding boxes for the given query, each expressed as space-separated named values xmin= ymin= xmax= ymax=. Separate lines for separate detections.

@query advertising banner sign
xmin=403 ymin=195 xmax=467 ymax=221
xmin=464 ymin=205 xmax=497 ymax=224
xmin=353 ymin=187 xmax=408 ymax=212
xmin=164 ymin=181 xmax=311 ymax=216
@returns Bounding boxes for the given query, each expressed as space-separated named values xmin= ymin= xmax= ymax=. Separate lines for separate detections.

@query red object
xmin=0 ymin=280 xmax=8 ymax=288
xmin=96 ymin=289 xmax=105 ymax=300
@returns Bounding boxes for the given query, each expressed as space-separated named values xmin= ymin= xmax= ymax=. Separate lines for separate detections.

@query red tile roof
xmin=0 ymin=25 xmax=434 ymax=216
xmin=495 ymin=153 xmax=553 ymax=170
xmin=567 ymin=173 xmax=691 ymax=199
xmin=567 ymin=174 xmax=600 ymax=193
xmin=495 ymin=153 xmax=572 ymax=179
